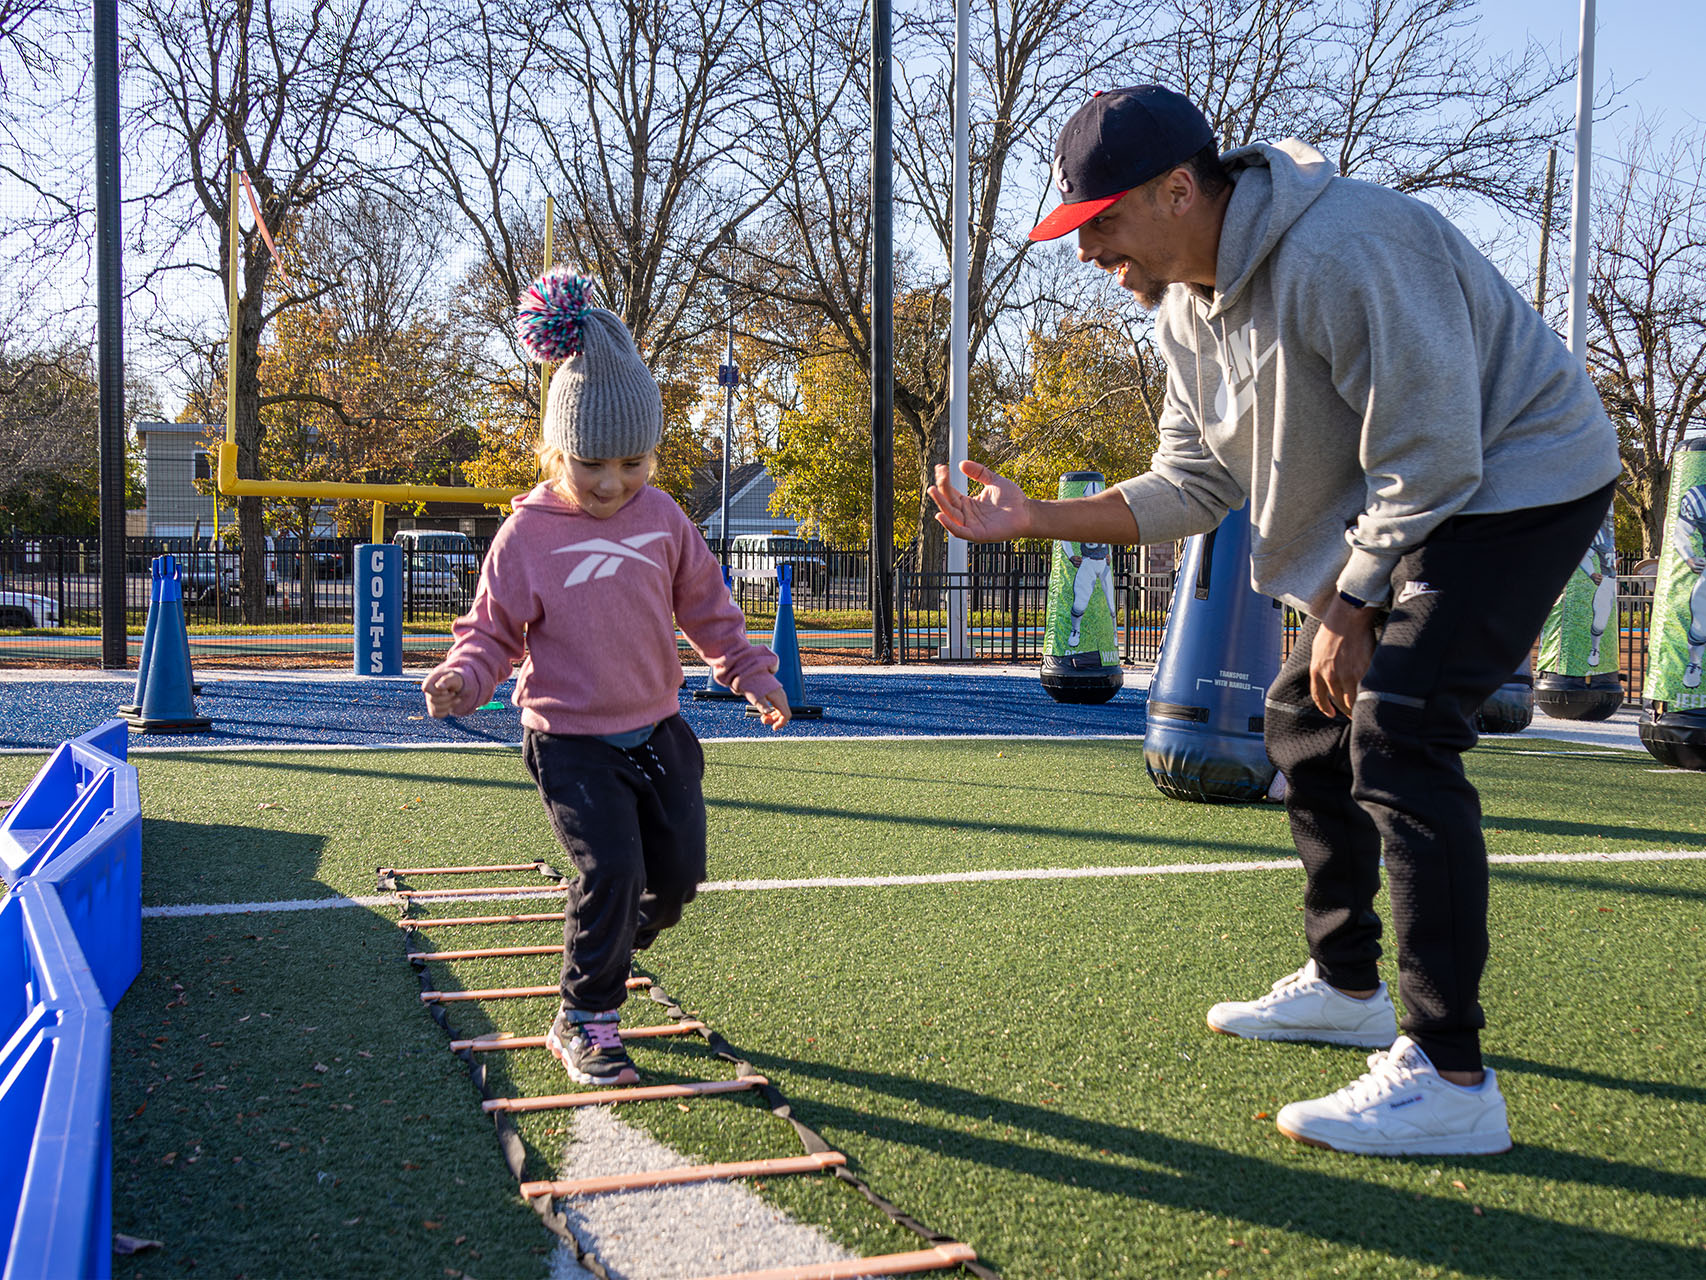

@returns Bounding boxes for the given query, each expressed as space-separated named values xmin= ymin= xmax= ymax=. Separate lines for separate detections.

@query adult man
xmin=929 ymin=85 xmax=1619 ymax=1156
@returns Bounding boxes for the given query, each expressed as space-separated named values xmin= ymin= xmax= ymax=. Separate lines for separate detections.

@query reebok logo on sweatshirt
xmin=551 ymin=531 xmax=672 ymax=586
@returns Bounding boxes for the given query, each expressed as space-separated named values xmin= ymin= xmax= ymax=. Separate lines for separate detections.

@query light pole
xmin=940 ymin=0 xmax=972 ymax=658
xmin=716 ymin=284 xmax=738 ymax=564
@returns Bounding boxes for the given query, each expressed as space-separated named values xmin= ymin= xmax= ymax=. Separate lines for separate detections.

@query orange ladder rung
xmin=450 ymin=1021 xmax=704 ymax=1051
xmin=421 ymin=976 xmax=649 ymax=1003
xmin=379 ymin=861 xmax=543 ymax=877
xmin=520 ymin=1151 xmax=847 ymax=1199
xmin=483 ymin=1075 xmax=768 ymax=1113
xmin=409 ymin=944 xmax=563 ymax=961
xmin=397 ymin=911 xmax=563 ymax=928
xmin=693 ymin=1243 xmax=978 ymax=1280
xmin=397 ymin=884 xmax=567 ymax=900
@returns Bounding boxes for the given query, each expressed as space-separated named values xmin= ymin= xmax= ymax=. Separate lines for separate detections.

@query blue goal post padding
xmin=0 ymin=883 xmax=113 ymax=1280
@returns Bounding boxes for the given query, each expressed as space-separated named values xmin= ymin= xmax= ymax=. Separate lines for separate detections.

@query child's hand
xmin=748 ymin=686 xmax=792 ymax=731
xmin=422 ymin=668 xmax=464 ymax=718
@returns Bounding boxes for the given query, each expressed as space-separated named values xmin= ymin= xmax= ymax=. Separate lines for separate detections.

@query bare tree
xmin=1578 ymin=124 xmax=1706 ymax=555
xmin=0 ymin=1 xmax=92 ymax=336
xmin=1132 ymin=0 xmax=1576 ymax=218
xmin=122 ymin=0 xmax=420 ymax=616
xmin=368 ymin=0 xmax=804 ymax=422
xmin=750 ymin=0 xmax=1137 ymax=565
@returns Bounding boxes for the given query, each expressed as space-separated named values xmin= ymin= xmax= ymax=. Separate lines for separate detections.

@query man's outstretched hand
xmin=928 ymin=460 xmax=1029 ymax=543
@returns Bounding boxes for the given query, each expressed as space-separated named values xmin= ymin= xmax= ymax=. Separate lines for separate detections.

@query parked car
xmin=728 ymin=534 xmax=827 ymax=595
xmin=0 ymin=590 xmax=60 ymax=628
xmin=393 ymin=530 xmax=479 ymax=591
xmin=179 ymin=553 xmax=240 ymax=605
xmin=403 ymin=552 xmax=463 ymax=607
xmin=310 ymin=538 xmax=350 ymax=580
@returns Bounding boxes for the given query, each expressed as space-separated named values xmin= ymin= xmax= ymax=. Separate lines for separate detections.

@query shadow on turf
xmin=157 ymin=752 xmax=538 ymax=794
xmin=729 ymin=1046 xmax=1706 ymax=1276
xmin=1485 ymin=1053 xmax=1706 ymax=1109
xmin=1480 ymin=815 xmax=1706 ymax=846
xmin=139 ymin=817 xmax=327 ymax=905
xmin=1490 ymin=862 xmax=1706 ymax=904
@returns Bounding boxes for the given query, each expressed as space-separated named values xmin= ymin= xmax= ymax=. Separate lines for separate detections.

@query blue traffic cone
xmin=118 ymin=557 xmax=164 ymax=717
xmin=746 ymin=563 xmax=821 ymax=720
xmin=694 ymin=565 xmax=745 ymax=702
xmin=124 ymin=555 xmax=211 ymax=734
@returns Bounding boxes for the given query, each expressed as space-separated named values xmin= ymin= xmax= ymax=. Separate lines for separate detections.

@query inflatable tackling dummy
xmin=1039 ymin=472 xmax=1124 ymax=705
xmin=1144 ymin=503 xmax=1280 ymax=802
xmin=1639 ymin=437 xmax=1706 ymax=770
xmin=1475 ymin=655 xmax=1534 ymax=734
xmin=1535 ymin=510 xmax=1624 ymax=720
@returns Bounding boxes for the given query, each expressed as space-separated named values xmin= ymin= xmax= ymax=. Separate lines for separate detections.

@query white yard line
xmin=140 ymin=848 xmax=1706 ymax=918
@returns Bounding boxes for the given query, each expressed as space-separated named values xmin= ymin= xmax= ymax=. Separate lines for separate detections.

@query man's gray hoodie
xmin=1113 ymin=139 xmax=1620 ymax=617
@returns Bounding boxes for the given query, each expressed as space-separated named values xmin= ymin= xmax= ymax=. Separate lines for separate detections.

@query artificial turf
xmin=2 ymin=736 xmax=1702 ymax=1277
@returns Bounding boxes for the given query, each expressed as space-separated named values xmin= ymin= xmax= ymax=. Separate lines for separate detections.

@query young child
xmin=422 ymin=270 xmax=790 ymax=1086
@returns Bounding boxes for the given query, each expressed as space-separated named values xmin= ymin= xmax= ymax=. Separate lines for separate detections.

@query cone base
xmin=745 ymin=704 xmax=822 ymax=719
xmin=123 ymin=713 xmax=212 ymax=735
xmin=693 ymin=689 xmax=745 ymax=701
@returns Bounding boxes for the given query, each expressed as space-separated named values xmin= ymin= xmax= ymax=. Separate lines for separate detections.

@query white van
xmin=728 ymin=534 xmax=827 ymax=595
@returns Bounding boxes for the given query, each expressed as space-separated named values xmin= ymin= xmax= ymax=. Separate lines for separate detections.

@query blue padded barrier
xmin=0 ymin=743 xmax=110 ymax=886
xmin=34 ymin=777 xmax=142 ymax=1009
xmin=33 ymin=724 xmax=141 ymax=1008
xmin=76 ymin=720 xmax=130 ymax=763
xmin=0 ymin=883 xmax=113 ymax=1280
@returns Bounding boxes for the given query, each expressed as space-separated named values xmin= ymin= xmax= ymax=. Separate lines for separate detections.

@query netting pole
xmin=96 ymin=0 xmax=126 ymax=668
xmin=870 ymin=0 xmax=895 ymax=663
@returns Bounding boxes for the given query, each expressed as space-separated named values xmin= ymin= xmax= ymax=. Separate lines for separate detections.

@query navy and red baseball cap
xmin=1029 ymin=85 xmax=1216 ymax=242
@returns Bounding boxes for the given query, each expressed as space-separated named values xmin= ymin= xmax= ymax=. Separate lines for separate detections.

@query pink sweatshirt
xmin=428 ymin=482 xmax=782 ymax=735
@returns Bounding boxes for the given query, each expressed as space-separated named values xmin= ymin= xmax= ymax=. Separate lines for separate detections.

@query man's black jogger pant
xmin=1264 ymin=483 xmax=1613 ymax=1072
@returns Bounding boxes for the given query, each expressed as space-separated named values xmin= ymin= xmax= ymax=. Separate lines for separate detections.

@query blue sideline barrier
xmin=0 ymin=883 xmax=114 ymax=1280
xmin=1 ymin=719 xmax=137 ymax=1279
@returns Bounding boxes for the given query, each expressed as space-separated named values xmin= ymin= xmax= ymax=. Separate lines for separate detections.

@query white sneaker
xmin=1275 ymin=1036 xmax=1512 ymax=1156
xmin=1685 ymin=661 xmax=1702 ymax=689
xmin=1206 ymin=959 xmax=1396 ymax=1048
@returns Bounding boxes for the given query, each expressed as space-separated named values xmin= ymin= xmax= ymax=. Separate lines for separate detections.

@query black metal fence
xmin=0 ymin=534 xmax=1663 ymax=704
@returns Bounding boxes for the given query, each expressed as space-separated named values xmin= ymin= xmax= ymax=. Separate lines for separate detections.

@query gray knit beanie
xmin=518 ymin=270 xmax=663 ymax=459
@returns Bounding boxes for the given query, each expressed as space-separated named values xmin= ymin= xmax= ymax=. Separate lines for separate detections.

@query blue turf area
xmin=0 ymin=672 xmax=1150 ymax=751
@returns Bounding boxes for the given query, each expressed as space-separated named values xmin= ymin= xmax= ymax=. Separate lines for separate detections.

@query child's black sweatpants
xmin=1264 ymin=482 xmax=1613 ymax=1072
xmin=522 ymin=714 xmax=706 ymax=1015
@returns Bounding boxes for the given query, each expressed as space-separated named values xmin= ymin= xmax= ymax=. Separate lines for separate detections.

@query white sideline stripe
xmin=140 ymin=849 xmax=1706 ymax=918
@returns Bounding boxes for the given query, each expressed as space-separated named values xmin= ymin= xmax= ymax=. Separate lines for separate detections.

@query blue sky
xmin=1478 ymin=0 xmax=1702 ymax=141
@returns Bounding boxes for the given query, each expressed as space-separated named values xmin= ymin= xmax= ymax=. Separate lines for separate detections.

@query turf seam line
xmin=141 ymin=848 xmax=1706 ymax=918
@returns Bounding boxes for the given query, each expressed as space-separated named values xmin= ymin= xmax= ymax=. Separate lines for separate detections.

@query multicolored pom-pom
xmin=517 ymin=268 xmax=594 ymax=362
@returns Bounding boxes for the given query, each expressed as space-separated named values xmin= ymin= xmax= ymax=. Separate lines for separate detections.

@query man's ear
xmin=1162 ymin=164 xmax=1198 ymax=215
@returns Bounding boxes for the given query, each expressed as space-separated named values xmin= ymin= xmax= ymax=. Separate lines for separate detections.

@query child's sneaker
xmin=546 ymin=1009 xmax=638 ymax=1086
xmin=1275 ymin=1036 xmax=1512 ymax=1156
xmin=1206 ymin=959 xmax=1397 ymax=1047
